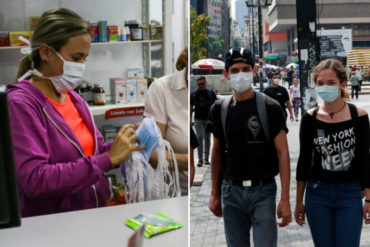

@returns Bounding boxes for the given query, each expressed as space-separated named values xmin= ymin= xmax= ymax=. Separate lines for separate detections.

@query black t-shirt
xmin=208 ymin=93 xmax=287 ymax=180
xmin=264 ymin=86 xmax=290 ymax=113
xmin=287 ymin=69 xmax=294 ymax=79
xmin=296 ymin=106 xmax=370 ymax=188
xmin=191 ymin=89 xmax=217 ymax=121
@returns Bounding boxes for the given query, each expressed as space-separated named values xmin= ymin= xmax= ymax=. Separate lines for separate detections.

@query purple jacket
xmin=7 ymin=81 xmax=113 ymax=217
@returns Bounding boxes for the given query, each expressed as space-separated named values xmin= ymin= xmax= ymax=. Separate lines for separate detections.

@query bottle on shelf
xmin=92 ymin=83 xmax=106 ymax=105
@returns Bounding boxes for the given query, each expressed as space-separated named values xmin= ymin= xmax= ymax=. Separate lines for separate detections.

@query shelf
xmin=89 ymin=102 xmax=144 ymax=116
xmin=91 ymin=40 xmax=162 ymax=47
xmin=0 ymin=40 xmax=162 ymax=51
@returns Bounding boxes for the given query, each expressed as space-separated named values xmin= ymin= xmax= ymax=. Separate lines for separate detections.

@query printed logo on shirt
xmin=248 ymin=115 xmax=260 ymax=139
xmin=314 ymin=127 xmax=356 ymax=171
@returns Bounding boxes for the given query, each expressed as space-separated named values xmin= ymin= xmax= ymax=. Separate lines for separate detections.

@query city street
xmin=190 ymin=93 xmax=370 ymax=247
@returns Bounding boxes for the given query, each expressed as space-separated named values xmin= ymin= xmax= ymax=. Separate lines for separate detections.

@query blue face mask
xmin=315 ymin=85 xmax=340 ymax=103
xmin=135 ymin=118 xmax=162 ymax=160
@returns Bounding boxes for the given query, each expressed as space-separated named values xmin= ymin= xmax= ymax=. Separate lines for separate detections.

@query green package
xmin=125 ymin=212 xmax=183 ymax=238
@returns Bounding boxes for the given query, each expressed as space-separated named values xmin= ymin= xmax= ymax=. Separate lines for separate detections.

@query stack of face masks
xmin=120 ymin=118 xmax=181 ymax=203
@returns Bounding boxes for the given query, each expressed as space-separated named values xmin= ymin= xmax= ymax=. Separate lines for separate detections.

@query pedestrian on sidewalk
xmin=208 ymin=47 xmax=292 ymax=247
xmin=264 ymin=71 xmax=295 ymax=122
xmin=190 ymin=76 xmax=217 ymax=167
xmin=350 ymin=71 xmax=360 ymax=100
xmin=295 ymin=59 xmax=370 ymax=247
xmin=290 ymin=78 xmax=301 ymax=121
xmin=287 ymin=65 xmax=295 ymax=88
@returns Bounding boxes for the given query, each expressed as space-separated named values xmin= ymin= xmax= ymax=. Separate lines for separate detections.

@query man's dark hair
xmin=224 ymin=48 xmax=255 ymax=72
xmin=197 ymin=76 xmax=206 ymax=82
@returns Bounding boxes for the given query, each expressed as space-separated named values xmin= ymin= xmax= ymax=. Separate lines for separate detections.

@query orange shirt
xmin=48 ymin=93 xmax=95 ymax=156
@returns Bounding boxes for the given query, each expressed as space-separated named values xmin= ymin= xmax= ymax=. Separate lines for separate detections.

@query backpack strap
xmin=255 ymin=91 xmax=271 ymax=143
xmin=221 ymin=95 xmax=233 ymax=149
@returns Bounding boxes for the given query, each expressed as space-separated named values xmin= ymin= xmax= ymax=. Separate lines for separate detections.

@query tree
xmin=208 ymin=36 xmax=223 ymax=58
xmin=190 ymin=6 xmax=210 ymax=62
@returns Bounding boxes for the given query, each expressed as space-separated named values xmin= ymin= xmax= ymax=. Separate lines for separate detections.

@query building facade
xmin=268 ymin=0 xmax=370 ymax=63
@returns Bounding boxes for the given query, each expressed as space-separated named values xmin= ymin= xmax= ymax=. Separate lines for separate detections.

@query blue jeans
xmin=221 ymin=179 xmax=277 ymax=247
xmin=305 ymin=180 xmax=363 ymax=247
xmin=194 ymin=119 xmax=211 ymax=161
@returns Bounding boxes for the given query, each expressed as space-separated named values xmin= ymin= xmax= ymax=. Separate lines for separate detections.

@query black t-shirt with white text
xmin=208 ymin=94 xmax=287 ymax=180
xmin=296 ymin=108 xmax=370 ymax=187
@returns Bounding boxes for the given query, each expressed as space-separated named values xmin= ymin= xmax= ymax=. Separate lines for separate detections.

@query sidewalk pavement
xmin=190 ymin=96 xmax=370 ymax=247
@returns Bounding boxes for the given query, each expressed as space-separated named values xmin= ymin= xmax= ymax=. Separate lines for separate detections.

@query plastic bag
xmin=120 ymin=118 xmax=181 ymax=203
xmin=125 ymin=212 xmax=183 ymax=238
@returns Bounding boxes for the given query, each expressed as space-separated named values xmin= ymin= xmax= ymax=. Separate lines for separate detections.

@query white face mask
xmin=229 ymin=72 xmax=253 ymax=93
xmin=273 ymin=78 xmax=280 ymax=85
xmin=18 ymin=47 xmax=85 ymax=93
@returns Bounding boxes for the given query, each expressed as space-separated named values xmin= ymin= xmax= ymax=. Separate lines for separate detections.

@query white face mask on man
xmin=273 ymin=78 xmax=281 ymax=85
xmin=229 ymin=72 xmax=253 ymax=93
xmin=18 ymin=46 xmax=86 ymax=93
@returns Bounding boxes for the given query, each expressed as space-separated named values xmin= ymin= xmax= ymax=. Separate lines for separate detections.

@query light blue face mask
xmin=315 ymin=85 xmax=340 ymax=103
xmin=135 ymin=118 xmax=162 ymax=160
xmin=120 ymin=117 xmax=161 ymax=178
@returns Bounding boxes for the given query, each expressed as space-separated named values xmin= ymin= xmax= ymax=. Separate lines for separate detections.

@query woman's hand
xmin=294 ymin=201 xmax=306 ymax=226
xmin=108 ymin=124 xmax=146 ymax=167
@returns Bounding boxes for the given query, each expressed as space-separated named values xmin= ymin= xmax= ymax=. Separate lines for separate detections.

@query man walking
xmin=208 ymin=48 xmax=292 ymax=247
xmin=287 ymin=65 xmax=295 ymax=88
xmin=190 ymin=76 xmax=217 ymax=167
xmin=264 ymin=71 xmax=294 ymax=122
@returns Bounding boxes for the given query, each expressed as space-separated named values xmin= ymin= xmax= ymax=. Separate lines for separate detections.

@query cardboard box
xmin=108 ymin=25 xmax=118 ymax=42
xmin=98 ymin=20 xmax=108 ymax=42
xmin=0 ymin=31 xmax=9 ymax=47
xmin=136 ymin=78 xmax=147 ymax=103
xmin=126 ymin=79 xmax=137 ymax=103
xmin=110 ymin=78 xmax=126 ymax=104
xmin=127 ymin=68 xmax=144 ymax=79
xmin=9 ymin=31 xmax=32 ymax=46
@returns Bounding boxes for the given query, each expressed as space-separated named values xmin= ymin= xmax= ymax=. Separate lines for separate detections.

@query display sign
xmin=105 ymin=106 xmax=145 ymax=119
xmin=316 ymin=29 xmax=352 ymax=58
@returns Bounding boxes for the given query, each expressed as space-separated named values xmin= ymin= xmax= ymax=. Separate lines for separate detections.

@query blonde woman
xmin=8 ymin=8 xmax=144 ymax=217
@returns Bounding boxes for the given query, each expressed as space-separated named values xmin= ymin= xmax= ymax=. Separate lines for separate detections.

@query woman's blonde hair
xmin=313 ymin=59 xmax=349 ymax=99
xmin=16 ymin=8 xmax=90 ymax=80
xmin=176 ymin=46 xmax=188 ymax=71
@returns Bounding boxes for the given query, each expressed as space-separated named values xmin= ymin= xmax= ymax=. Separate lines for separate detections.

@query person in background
xmin=295 ymin=59 xmax=370 ymax=247
xmin=264 ymin=71 xmax=295 ymax=122
xmin=208 ymin=48 xmax=292 ymax=247
xmin=266 ymin=68 xmax=273 ymax=87
xmin=350 ymin=71 xmax=360 ymax=100
xmin=280 ymin=68 xmax=287 ymax=86
xmin=290 ymin=77 xmax=301 ymax=121
xmin=8 ymin=8 xmax=145 ymax=217
xmin=144 ymin=47 xmax=188 ymax=195
xmin=287 ymin=65 xmax=295 ymax=88
xmin=190 ymin=124 xmax=199 ymax=187
xmin=356 ymin=66 xmax=363 ymax=90
xmin=190 ymin=76 xmax=217 ymax=167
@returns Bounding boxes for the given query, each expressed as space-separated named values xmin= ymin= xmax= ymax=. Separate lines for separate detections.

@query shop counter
xmin=0 ymin=196 xmax=188 ymax=247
